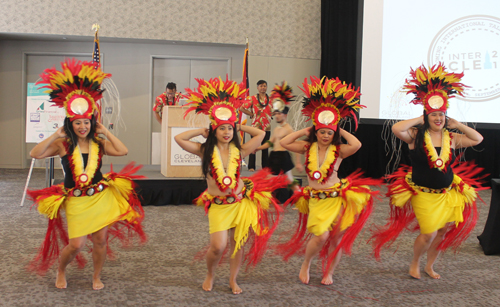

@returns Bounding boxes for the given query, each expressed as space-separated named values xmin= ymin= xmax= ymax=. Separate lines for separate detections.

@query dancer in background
xmin=175 ymin=77 xmax=287 ymax=294
xmin=253 ymin=81 xmax=302 ymax=202
xmin=240 ymin=80 xmax=272 ymax=171
xmin=277 ymin=76 xmax=380 ymax=285
xmin=371 ymin=63 xmax=485 ymax=279
xmin=28 ymin=59 xmax=146 ymax=290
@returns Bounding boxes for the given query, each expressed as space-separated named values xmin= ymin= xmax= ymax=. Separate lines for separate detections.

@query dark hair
xmin=257 ymin=80 xmax=267 ymax=86
xmin=273 ymin=107 xmax=289 ymax=116
xmin=166 ymin=82 xmax=177 ymax=91
xmin=63 ymin=115 xmax=98 ymax=153
xmin=200 ymin=125 xmax=241 ymax=179
xmin=414 ymin=110 xmax=448 ymax=154
xmin=307 ymin=126 xmax=341 ymax=146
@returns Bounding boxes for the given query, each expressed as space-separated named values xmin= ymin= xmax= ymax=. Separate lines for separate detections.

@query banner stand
xmin=45 ymin=157 xmax=55 ymax=187
xmin=20 ymin=157 xmax=55 ymax=207
xmin=20 ymin=158 xmax=35 ymax=207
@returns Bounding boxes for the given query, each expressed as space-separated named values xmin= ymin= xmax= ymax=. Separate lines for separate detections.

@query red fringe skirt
xmin=27 ymin=163 xmax=147 ymax=275
xmin=194 ymin=169 xmax=287 ymax=268
xmin=276 ymin=170 xmax=381 ymax=278
xmin=371 ymin=161 xmax=488 ymax=260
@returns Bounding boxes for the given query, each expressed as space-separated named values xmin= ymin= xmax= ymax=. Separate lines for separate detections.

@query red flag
xmin=240 ymin=39 xmax=250 ymax=144
xmin=242 ymin=40 xmax=249 ymax=98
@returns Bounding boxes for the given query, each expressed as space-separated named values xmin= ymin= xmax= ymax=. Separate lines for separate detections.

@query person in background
xmin=153 ymin=82 xmax=180 ymax=124
xmin=253 ymin=81 xmax=302 ymax=202
xmin=240 ymin=80 xmax=272 ymax=171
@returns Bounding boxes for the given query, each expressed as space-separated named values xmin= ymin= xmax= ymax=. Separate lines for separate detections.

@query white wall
xmin=0 ymin=0 xmax=321 ymax=168
xmin=0 ymin=0 xmax=320 ymax=60
xmin=0 ymin=39 xmax=320 ymax=168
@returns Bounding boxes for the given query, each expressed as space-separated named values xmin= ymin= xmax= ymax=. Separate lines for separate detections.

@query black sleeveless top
xmin=61 ymin=154 xmax=103 ymax=189
xmin=409 ymin=147 xmax=455 ymax=189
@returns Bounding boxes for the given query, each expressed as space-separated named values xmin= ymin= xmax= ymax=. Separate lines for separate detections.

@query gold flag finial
xmin=92 ymin=24 xmax=100 ymax=32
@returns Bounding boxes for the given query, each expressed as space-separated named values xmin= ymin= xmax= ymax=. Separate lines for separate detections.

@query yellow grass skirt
xmin=35 ymin=174 xmax=142 ymax=238
xmin=294 ymin=180 xmax=373 ymax=236
xmin=391 ymin=173 xmax=477 ymax=234
xmin=27 ymin=163 xmax=147 ymax=274
xmin=194 ymin=171 xmax=287 ymax=265
xmin=371 ymin=163 xmax=485 ymax=259
xmin=64 ymin=183 xmax=141 ymax=238
xmin=277 ymin=172 xmax=379 ymax=277
xmin=208 ymin=198 xmax=262 ymax=250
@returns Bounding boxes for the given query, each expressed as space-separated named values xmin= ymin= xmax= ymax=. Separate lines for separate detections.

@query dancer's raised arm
xmin=447 ymin=117 xmax=483 ymax=148
xmin=174 ymin=128 xmax=208 ymax=157
xmin=97 ymin=122 xmax=128 ymax=156
xmin=280 ymin=127 xmax=311 ymax=154
xmin=30 ymin=127 xmax=66 ymax=159
xmin=392 ymin=115 xmax=423 ymax=144
xmin=239 ymin=124 xmax=265 ymax=158
xmin=338 ymin=128 xmax=362 ymax=158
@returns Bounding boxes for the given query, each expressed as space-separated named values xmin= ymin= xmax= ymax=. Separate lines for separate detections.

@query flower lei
xmin=166 ymin=92 xmax=180 ymax=106
xmin=66 ymin=138 xmax=101 ymax=187
xmin=155 ymin=92 xmax=180 ymax=110
xmin=305 ymin=142 xmax=339 ymax=184
xmin=256 ymin=93 xmax=269 ymax=108
xmin=252 ymin=95 xmax=272 ymax=130
xmin=211 ymin=142 xmax=241 ymax=191
xmin=423 ymin=129 xmax=452 ymax=172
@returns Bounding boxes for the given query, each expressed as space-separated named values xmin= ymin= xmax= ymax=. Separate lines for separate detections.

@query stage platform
xmin=100 ymin=164 xmax=206 ymax=206
xmin=100 ymin=164 xmax=301 ymax=206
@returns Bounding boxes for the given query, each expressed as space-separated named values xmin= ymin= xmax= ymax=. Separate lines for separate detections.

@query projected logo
xmin=428 ymin=15 xmax=500 ymax=102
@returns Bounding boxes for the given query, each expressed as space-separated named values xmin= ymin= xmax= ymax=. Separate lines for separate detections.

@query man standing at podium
xmin=240 ymin=80 xmax=272 ymax=171
xmin=153 ymin=82 xmax=180 ymax=124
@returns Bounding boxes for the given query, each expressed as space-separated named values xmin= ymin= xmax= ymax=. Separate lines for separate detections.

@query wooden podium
xmin=160 ymin=106 xmax=209 ymax=178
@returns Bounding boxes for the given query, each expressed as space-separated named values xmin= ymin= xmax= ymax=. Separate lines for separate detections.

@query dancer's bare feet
xmin=299 ymin=261 xmax=310 ymax=284
xmin=93 ymin=277 xmax=105 ymax=290
xmin=424 ymin=267 xmax=441 ymax=279
xmin=409 ymin=262 xmax=421 ymax=279
xmin=249 ymin=168 xmax=255 ymax=172
xmin=202 ymin=274 xmax=214 ymax=291
xmin=230 ymin=280 xmax=242 ymax=294
xmin=321 ymin=274 xmax=333 ymax=285
xmin=55 ymin=270 xmax=67 ymax=289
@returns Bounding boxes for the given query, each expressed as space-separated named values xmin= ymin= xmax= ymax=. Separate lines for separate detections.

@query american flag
xmin=92 ymin=24 xmax=102 ymax=121
xmin=92 ymin=25 xmax=100 ymax=69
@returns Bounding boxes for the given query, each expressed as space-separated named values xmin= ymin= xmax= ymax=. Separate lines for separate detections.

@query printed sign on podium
xmin=160 ymin=106 xmax=209 ymax=178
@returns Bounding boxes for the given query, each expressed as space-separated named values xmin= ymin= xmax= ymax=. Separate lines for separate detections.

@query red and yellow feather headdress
xmin=403 ymin=62 xmax=466 ymax=114
xmin=183 ymin=77 xmax=247 ymax=129
xmin=270 ymin=81 xmax=294 ymax=114
xmin=300 ymin=76 xmax=364 ymax=131
xmin=36 ymin=58 xmax=111 ymax=121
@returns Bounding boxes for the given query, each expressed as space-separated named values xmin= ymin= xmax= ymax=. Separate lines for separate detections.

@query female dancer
xmin=278 ymin=76 xmax=379 ymax=285
xmin=28 ymin=59 xmax=146 ymax=290
xmin=175 ymin=78 xmax=286 ymax=294
xmin=371 ymin=63 xmax=485 ymax=279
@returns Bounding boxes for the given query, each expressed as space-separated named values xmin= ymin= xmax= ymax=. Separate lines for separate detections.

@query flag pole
xmin=240 ymin=37 xmax=249 ymax=146
xmin=92 ymin=24 xmax=102 ymax=122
